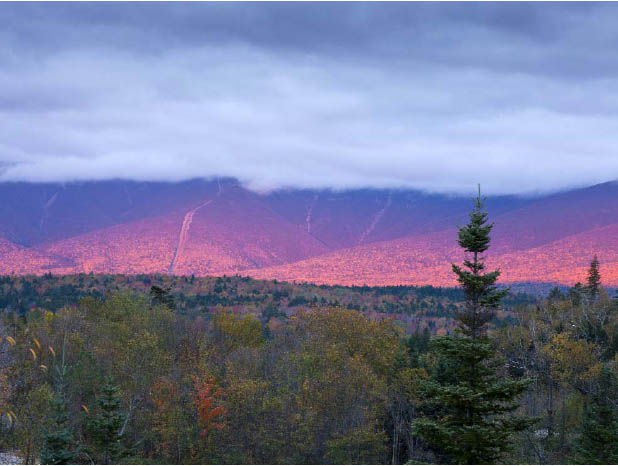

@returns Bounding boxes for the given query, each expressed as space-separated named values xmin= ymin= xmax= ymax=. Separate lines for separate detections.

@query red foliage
xmin=192 ymin=376 xmax=226 ymax=437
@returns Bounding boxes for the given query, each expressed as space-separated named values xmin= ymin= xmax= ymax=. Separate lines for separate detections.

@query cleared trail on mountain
xmin=39 ymin=191 xmax=60 ymax=230
xmin=168 ymin=199 xmax=213 ymax=274
xmin=357 ymin=192 xmax=392 ymax=245
xmin=305 ymin=194 xmax=318 ymax=233
xmin=168 ymin=181 xmax=225 ymax=274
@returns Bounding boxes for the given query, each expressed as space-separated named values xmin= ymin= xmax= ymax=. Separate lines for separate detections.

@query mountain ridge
xmin=0 ymin=178 xmax=616 ymax=286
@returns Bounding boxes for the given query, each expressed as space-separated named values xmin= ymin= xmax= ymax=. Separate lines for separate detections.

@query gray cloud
xmin=1 ymin=2 xmax=618 ymax=195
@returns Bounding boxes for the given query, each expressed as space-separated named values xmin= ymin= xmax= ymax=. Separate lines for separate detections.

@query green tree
xmin=572 ymin=366 xmax=618 ymax=464
xmin=41 ymin=365 xmax=79 ymax=465
xmin=150 ymin=285 xmax=176 ymax=309
xmin=451 ymin=185 xmax=507 ymax=338
xmin=569 ymin=282 xmax=585 ymax=306
xmin=586 ymin=255 xmax=602 ymax=303
xmin=412 ymin=187 xmax=534 ymax=464
xmin=88 ymin=377 xmax=126 ymax=464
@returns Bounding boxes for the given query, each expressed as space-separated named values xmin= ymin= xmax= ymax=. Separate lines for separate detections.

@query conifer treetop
xmin=457 ymin=185 xmax=493 ymax=256
xmin=587 ymin=255 xmax=602 ymax=302
xmin=451 ymin=185 xmax=507 ymax=338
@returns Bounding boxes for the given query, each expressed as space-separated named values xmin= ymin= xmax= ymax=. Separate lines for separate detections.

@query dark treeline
xmin=1 ymin=196 xmax=617 ymax=464
xmin=0 ymin=272 xmax=534 ymax=335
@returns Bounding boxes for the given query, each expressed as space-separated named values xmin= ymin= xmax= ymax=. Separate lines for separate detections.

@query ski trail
xmin=168 ymin=199 xmax=213 ymax=274
xmin=357 ymin=192 xmax=392 ymax=245
xmin=40 ymin=191 xmax=59 ymax=230
xmin=168 ymin=181 xmax=224 ymax=274
xmin=44 ymin=191 xmax=59 ymax=210
xmin=305 ymin=194 xmax=318 ymax=233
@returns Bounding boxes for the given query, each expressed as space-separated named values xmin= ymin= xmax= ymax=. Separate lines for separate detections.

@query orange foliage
xmin=192 ymin=376 xmax=226 ymax=437
xmin=2 ymin=189 xmax=618 ymax=287
xmin=247 ymin=225 xmax=618 ymax=287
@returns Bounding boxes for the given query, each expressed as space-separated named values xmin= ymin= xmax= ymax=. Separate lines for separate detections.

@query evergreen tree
xmin=41 ymin=365 xmax=79 ymax=465
xmin=569 ymin=282 xmax=585 ymax=306
xmin=547 ymin=286 xmax=565 ymax=303
xmin=572 ymin=366 xmax=618 ymax=464
xmin=412 ymin=187 xmax=534 ymax=464
xmin=150 ymin=285 xmax=176 ymax=309
xmin=88 ymin=377 xmax=126 ymax=464
xmin=451 ymin=185 xmax=507 ymax=338
xmin=586 ymin=255 xmax=602 ymax=303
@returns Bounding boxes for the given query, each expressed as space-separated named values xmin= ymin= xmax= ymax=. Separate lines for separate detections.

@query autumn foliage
xmin=1 ymin=179 xmax=618 ymax=287
xmin=192 ymin=376 xmax=226 ymax=437
xmin=0 ymin=259 xmax=617 ymax=463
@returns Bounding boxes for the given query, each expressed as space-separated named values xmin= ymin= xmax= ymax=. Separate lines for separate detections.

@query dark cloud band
xmin=0 ymin=2 xmax=617 ymax=194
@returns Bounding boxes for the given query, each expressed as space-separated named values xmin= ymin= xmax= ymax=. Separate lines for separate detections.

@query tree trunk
xmin=547 ymin=382 xmax=554 ymax=438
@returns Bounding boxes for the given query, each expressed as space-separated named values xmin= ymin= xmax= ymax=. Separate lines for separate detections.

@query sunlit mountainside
xmin=0 ymin=178 xmax=617 ymax=287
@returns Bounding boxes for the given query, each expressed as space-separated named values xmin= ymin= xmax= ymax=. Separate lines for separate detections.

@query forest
xmin=1 ymin=195 xmax=617 ymax=464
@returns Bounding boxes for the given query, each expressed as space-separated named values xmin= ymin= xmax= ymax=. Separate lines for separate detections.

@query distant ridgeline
xmin=0 ymin=273 xmax=536 ymax=334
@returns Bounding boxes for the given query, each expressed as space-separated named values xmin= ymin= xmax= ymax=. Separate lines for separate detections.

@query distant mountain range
xmin=0 ymin=178 xmax=616 ymax=287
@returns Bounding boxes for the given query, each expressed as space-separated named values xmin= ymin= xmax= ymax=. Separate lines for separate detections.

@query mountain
xmin=0 ymin=177 xmax=616 ymax=287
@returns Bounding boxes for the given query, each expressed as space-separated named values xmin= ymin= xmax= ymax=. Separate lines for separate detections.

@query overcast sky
xmin=2 ymin=2 xmax=618 ymax=195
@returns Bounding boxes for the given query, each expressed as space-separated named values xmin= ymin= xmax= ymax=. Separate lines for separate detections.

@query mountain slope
xmin=4 ymin=181 xmax=329 ymax=276
xmin=491 ymin=180 xmax=618 ymax=253
xmin=246 ymin=222 xmax=618 ymax=287
xmin=264 ymin=188 xmax=529 ymax=249
xmin=0 ymin=178 xmax=616 ymax=286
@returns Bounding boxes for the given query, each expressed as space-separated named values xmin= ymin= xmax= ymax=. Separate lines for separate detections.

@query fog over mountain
xmin=2 ymin=3 xmax=618 ymax=194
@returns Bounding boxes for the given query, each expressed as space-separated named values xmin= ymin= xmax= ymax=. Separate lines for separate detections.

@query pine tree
xmin=569 ymin=282 xmax=585 ymax=306
xmin=548 ymin=286 xmax=565 ymax=303
xmin=412 ymin=186 xmax=534 ymax=464
xmin=572 ymin=366 xmax=618 ymax=464
xmin=451 ymin=185 xmax=507 ymax=339
xmin=41 ymin=365 xmax=79 ymax=465
xmin=586 ymin=255 xmax=602 ymax=303
xmin=150 ymin=285 xmax=176 ymax=309
xmin=88 ymin=377 xmax=126 ymax=464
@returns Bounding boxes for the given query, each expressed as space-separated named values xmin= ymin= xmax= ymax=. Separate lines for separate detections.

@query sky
xmin=2 ymin=2 xmax=618 ymax=195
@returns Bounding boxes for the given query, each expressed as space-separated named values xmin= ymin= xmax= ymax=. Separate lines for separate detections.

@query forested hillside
xmin=1 ymin=179 xmax=618 ymax=287
xmin=0 ymin=198 xmax=617 ymax=464
xmin=1 ymin=264 xmax=616 ymax=463
xmin=0 ymin=273 xmax=533 ymax=336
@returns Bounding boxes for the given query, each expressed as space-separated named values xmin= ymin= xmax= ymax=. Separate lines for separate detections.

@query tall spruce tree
xmin=88 ymin=377 xmax=126 ymax=464
xmin=586 ymin=255 xmax=602 ymax=303
xmin=412 ymin=186 xmax=534 ymax=464
xmin=451 ymin=185 xmax=507 ymax=338
xmin=572 ymin=366 xmax=618 ymax=464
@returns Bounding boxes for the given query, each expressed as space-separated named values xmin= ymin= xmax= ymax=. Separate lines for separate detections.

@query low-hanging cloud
xmin=2 ymin=2 xmax=618 ymax=195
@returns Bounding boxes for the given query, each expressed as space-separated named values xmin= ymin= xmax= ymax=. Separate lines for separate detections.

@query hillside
xmin=0 ymin=178 xmax=616 ymax=286
xmin=0 ymin=273 xmax=535 ymax=335
xmin=247 ymin=224 xmax=618 ymax=287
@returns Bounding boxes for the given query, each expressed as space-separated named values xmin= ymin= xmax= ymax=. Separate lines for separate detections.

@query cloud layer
xmin=2 ymin=3 xmax=618 ymax=194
